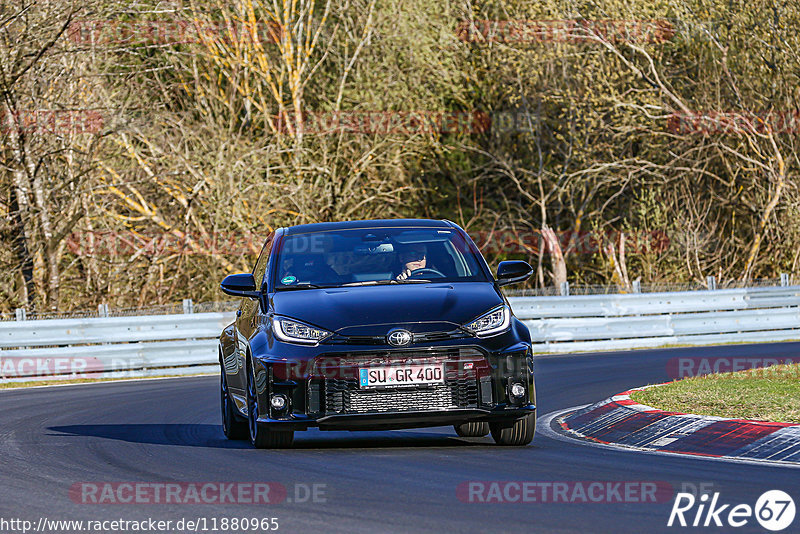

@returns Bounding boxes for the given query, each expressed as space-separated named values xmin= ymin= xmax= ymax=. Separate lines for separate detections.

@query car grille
xmin=309 ymin=348 xmax=487 ymax=415
xmin=342 ymin=384 xmax=456 ymax=413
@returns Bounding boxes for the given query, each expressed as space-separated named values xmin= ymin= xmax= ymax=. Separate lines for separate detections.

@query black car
xmin=218 ymin=219 xmax=536 ymax=448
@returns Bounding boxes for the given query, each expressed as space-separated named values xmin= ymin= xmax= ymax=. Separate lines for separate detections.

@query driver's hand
xmin=396 ymin=268 xmax=412 ymax=281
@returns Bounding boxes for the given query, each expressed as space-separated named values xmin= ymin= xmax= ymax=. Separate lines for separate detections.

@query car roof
xmin=282 ymin=219 xmax=454 ymax=236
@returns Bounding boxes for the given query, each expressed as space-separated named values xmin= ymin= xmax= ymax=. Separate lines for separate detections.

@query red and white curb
xmin=557 ymin=384 xmax=800 ymax=464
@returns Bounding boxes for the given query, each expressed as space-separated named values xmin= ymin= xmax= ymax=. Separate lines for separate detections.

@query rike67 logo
xmin=668 ymin=490 xmax=795 ymax=531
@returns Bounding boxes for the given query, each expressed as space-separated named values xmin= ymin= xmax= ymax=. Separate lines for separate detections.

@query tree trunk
xmin=542 ymin=225 xmax=567 ymax=289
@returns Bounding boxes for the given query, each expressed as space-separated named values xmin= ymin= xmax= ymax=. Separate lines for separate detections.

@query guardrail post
xmin=559 ymin=281 xmax=570 ymax=296
xmin=97 ymin=303 xmax=110 ymax=346
xmin=15 ymin=308 xmax=26 ymax=321
xmin=781 ymin=273 xmax=790 ymax=287
xmin=632 ymin=280 xmax=641 ymax=293
xmin=706 ymin=276 xmax=717 ymax=290
xmin=184 ymin=298 xmax=196 ymax=342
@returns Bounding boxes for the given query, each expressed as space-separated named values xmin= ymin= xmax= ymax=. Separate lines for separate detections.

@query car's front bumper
xmin=250 ymin=359 xmax=535 ymax=431
xmin=245 ymin=318 xmax=535 ymax=431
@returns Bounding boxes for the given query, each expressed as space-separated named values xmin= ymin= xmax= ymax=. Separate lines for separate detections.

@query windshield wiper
xmin=342 ymin=279 xmax=432 ymax=286
xmin=277 ymin=283 xmax=332 ymax=290
xmin=342 ymin=280 xmax=397 ymax=286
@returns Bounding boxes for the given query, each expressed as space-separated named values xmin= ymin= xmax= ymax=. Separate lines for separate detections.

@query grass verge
xmin=630 ymin=363 xmax=800 ymax=424
xmin=0 ymin=373 xmax=212 ymax=390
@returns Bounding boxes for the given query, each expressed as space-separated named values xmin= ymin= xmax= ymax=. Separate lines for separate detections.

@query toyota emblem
xmin=387 ymin=329 xmax=413 ymax=347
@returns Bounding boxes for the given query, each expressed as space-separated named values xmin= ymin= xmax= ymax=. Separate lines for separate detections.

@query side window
xmin=253 ymin=233 xmax=274 ymax=289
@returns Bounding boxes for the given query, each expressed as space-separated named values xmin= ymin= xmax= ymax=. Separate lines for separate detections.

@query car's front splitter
xmin=254 ymin=404 xmax=535 ymax=431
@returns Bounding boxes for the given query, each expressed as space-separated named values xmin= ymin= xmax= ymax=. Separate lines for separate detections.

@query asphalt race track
xmin=2 ymin=342 xmax=800 ymax=534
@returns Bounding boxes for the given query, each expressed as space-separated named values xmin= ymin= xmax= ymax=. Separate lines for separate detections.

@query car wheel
xmin=247 ymin=364 xmax=294 ymax=449
xmin=454 ymin=422 xmax=490 ymax=437
xmin=221 ymin=371 xmax=248 ymax=440
xmin=490 ymin=414 xmax=535 ymax=446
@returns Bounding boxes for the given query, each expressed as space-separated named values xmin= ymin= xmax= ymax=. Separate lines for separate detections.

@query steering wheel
xmin=409 ymin=267 xmax=446 ymax=278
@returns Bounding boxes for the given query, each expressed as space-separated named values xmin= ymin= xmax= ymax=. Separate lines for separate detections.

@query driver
xmin=395 ymin=243 xmax=427 ymax=280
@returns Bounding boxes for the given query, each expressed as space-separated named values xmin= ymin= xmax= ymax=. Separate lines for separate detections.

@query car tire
xmin=489 ymin=414 xmax=535 ymax=446
xmin=221 ymin=371 xmax=248 ymax=440
xmin=247 ymin=364 xmax=294 ymax=449
xmin=454 ymin=422 xmax=490 ymax=437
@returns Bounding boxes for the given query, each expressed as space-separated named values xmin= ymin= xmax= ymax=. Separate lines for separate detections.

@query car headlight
xmin=464 ymin=305 xmax=511 ymax=337
xmin=272 ymin=317 xmax=332 ymax=345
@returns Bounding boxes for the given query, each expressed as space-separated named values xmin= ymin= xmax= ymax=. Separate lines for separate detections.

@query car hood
xmin=270 ymin=282 xmax=504 ymax=333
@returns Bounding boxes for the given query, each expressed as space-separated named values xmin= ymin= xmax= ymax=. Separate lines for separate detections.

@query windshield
xmin=274 ymin=227 xmax=490 ymax=289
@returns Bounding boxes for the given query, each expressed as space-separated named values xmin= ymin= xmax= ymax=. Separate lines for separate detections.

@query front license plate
xmin=359 ymin=365 xmax=444 ymax=388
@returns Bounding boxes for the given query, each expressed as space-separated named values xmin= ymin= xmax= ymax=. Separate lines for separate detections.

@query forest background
xmin=2 ymin=0 xmax=798 ymax=312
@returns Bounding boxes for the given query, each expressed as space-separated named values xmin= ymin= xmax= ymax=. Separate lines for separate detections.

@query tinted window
xmin=274 ymin=227 xmax=489 ymax=288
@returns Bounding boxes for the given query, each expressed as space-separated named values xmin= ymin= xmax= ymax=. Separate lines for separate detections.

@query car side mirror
xmin=496 ymin=261 xmax=533 ymax=287
xmin=220 ymin=273 xmax=260 ymax=298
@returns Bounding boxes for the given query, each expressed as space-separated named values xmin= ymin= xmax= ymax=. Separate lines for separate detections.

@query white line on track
xmin=537 ymin=405 xmax=800 ymax=470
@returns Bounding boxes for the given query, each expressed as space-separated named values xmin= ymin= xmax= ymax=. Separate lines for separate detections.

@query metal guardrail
xmin=513 ymin=285 xmax=800 ymax=353
xmin=0 ymin=314 xmax=230 ymax=348
xmin=503 ymin=274 xmax=796 ymax=297
xmin=1 ymin=284 xmax=799 ymax=382
xmin=0 ymin=308 xmax=234 ymax=382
